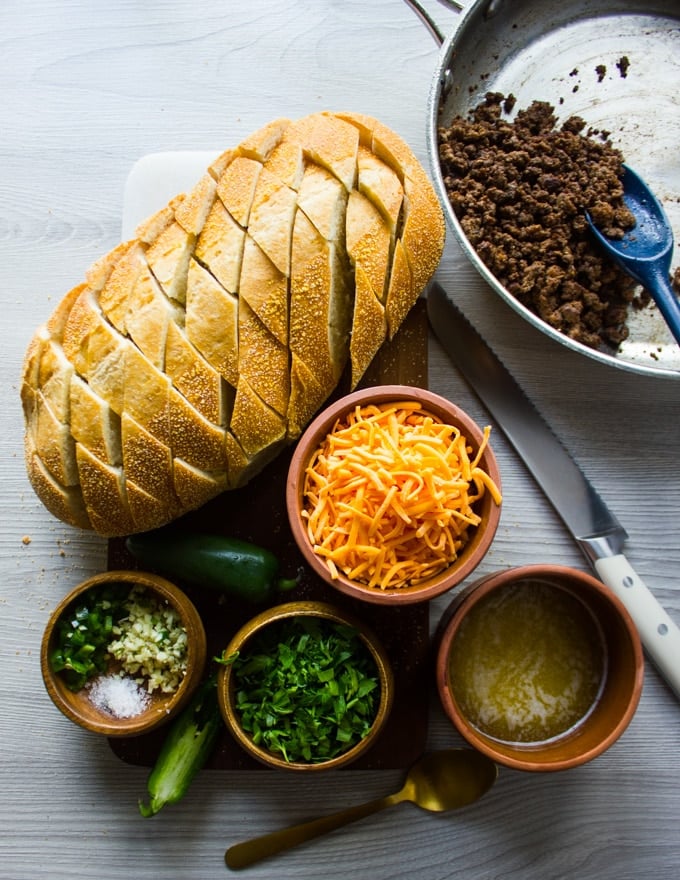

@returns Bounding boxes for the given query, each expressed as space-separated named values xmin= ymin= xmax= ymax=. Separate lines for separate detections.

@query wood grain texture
xmin=2 ymin=2 xmax=679 ymax=879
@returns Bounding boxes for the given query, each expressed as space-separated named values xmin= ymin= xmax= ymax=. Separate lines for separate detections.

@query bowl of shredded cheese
xmin=41 ymin=570 xmax=207 ymax=736
xmin=287 ymin=385 xmax=502 ymax=605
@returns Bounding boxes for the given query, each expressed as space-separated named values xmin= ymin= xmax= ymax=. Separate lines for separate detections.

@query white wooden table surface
xmin=2 ymin=2 xmax=679 ymax=878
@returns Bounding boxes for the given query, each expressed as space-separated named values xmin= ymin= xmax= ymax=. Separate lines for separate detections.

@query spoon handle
xmin=225 ymin=792 xmax=402 ymax=869
xmin=645 ymin=266 xmax=680 ymax=347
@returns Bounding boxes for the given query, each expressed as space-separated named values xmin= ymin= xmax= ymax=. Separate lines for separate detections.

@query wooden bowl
xmin=217 ymin=601 xmax=394 ymax=771
xmin=41 ymin=570 xmax=207 ymax=737
xmin=436 ymin=565 xmax=644 ymax=771
xmin=286 ymin=384 xmax=502 ymax=605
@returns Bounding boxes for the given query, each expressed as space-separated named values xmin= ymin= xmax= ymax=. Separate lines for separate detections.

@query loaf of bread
xmin=21 ymin=111 xmax=445 ymax=536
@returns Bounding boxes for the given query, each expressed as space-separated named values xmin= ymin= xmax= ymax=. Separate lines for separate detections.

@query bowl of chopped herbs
xmin=217 ymin=601 xmax=394 ymax=770
xmin=41 ymin=570 xmax=207 ymax=736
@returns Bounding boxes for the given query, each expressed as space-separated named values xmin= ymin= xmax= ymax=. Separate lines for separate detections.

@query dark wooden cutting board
xmin=107 ymin=299 xmax=432 ymax=770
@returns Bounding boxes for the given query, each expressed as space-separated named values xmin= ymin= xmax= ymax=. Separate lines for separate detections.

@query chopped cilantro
xmin=230 ymin=617 xmax=380 ymax=763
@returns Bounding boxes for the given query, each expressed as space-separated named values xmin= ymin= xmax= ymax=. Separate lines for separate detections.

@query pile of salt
xmin=88 ymin=674 xmax=151 ymax=718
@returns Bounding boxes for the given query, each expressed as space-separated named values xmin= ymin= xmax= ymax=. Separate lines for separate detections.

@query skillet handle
xmin=402 ymin=0 xmax=464 ymax=46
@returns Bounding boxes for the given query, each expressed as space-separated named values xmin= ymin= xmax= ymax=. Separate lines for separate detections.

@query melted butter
xmin=448 ymin=579 xmax=606 ymax=744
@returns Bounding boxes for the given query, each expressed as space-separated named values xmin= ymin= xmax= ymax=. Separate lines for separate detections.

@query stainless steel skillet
xmin=404 ymin=0 xmax=680 ymax=379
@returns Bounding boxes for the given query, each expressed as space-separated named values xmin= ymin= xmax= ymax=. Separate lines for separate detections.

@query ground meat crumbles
xmin=438 ymin=92 xmax=650 ymax=350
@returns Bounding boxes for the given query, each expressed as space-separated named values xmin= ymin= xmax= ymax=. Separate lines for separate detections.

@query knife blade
xmin=427 ymin=281 xmax=680 ymax=700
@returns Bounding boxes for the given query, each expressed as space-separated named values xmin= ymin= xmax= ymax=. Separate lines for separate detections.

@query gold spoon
xmin=225 ymin=749 xmax=497 ymax=869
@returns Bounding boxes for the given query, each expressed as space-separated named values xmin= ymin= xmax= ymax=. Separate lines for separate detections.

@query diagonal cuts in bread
xmin=21 ymin=111 xmax=445 ymax=536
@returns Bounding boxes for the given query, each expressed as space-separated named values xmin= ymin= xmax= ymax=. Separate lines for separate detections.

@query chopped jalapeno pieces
xmin=50 ymin=587 xmax=127 ymax=692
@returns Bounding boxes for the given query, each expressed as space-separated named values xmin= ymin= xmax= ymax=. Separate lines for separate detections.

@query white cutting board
xmin=121 ymin=151 xmax=220 ymax=239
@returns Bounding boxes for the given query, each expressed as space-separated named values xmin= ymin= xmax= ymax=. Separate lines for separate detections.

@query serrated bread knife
xmin=427 ymin=281 xmax=680 ymax=700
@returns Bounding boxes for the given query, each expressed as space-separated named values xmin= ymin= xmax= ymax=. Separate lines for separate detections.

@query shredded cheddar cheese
xmin=302 ymin=402 xmax=502 ymax=590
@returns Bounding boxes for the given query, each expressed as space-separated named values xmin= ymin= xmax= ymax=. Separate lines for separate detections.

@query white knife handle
xmin=594 ymin=554 xmax=680 ymax=699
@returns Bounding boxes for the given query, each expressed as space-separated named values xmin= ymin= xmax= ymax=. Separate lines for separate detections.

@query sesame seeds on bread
xmin=21 ymin=111 xmax=445 ymax=536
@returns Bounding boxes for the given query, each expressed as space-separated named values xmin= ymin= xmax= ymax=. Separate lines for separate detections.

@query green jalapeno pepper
xmin=138 ymin=674 xmax=222 ymax=817
xmin=125 ymin=531 xmax=298 ymax=603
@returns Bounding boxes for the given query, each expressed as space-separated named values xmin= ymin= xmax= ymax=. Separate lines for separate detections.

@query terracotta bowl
xmin=436 ymin=565 xmax=644 ymax=771
xmin=286 ymin=384 xmax=502 ymax=605
xmin=217 ymin=600 xmax=394 ymax=771
xmin=41 ymin=570 xmax=207 ymax=737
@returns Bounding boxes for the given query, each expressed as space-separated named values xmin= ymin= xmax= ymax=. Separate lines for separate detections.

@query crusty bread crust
xmin=21 ymin=112 xmax=445 ymax=536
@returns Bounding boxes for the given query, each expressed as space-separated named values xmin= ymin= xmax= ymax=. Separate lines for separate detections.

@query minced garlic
xmin=108 ymin=587 xmax=188 ymax=693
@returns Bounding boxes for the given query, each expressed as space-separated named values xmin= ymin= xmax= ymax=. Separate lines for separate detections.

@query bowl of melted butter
xmin=436 ymin=565 xmax=644 ymax=771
